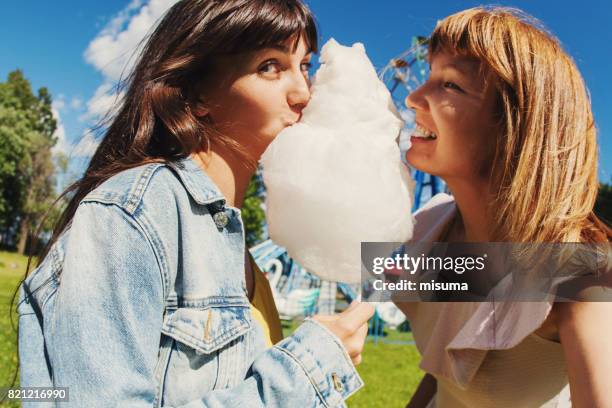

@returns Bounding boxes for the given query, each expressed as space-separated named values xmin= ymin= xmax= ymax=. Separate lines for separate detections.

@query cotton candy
xmin=260 ymin=38 xmax=415 ymax=283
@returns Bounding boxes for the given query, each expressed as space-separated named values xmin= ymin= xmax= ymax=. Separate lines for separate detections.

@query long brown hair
xmin=5 ymin=3 xmax=317 ymax=394
xmin=429 ymin=6 xmax=610 ymax=243
xmin=36 ymin=0 xmax=318 ymax=267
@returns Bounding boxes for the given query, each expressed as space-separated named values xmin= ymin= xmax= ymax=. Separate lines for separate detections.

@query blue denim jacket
xmin=17 ymin=156 xmax=363 ymax=407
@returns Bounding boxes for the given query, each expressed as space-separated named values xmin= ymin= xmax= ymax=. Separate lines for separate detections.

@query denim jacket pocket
xmin=159 ymin=300 xmax=253 ymax=394
xmin=161 ymin=300 xmax=252 ymax=355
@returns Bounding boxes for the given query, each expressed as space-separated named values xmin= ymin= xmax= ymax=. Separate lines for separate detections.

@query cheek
xmin=411 ymin=104 xmax=494 ymax=177
xmin=442 ymin=116 xmax=496 ymax=176
xmin=231 ymin=93 xmax=265 ymax=121
xmin=230 ymin=86 xmax=284 ymax=133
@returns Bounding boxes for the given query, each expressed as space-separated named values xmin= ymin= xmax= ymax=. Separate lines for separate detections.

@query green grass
xmin=349 ymin=335 xmax=423 ymax=407
xmin=0 ymin=251 xmax=28 ymax=407
xmin=0 ymin=251 xmax=423 ymax=407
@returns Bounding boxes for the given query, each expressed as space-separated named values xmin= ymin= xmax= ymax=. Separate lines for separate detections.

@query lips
xmin=285 ymin=114 xmax=302 ymax=127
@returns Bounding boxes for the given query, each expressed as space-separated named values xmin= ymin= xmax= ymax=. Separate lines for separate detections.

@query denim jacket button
xmin=213 ymin=211 xmax=229 ymax=228
xmin=331 ymin=372 xmax=344 ymax=392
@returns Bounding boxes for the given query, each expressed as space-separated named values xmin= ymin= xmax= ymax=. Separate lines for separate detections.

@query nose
xmin=405 ymin=83 xmax=428 ymax=112
xmin=287 ymin=71 xmax=311 ymax=114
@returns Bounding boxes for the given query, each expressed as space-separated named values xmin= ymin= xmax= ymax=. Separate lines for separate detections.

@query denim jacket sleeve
xmin=52 ymin=201 xmax=363 ymax=407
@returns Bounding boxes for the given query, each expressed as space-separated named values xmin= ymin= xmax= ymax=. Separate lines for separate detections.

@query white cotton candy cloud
xmin=260 ymin=38 xmax=415 ymax=284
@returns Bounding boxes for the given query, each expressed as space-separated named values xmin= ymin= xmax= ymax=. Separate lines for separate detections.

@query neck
xmin=445 ymin=176 xmax=493 ymax=242
xmin=191 ymin=145 xmax=255 ymax=209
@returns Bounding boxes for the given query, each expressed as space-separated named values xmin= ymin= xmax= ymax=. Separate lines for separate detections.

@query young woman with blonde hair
xmin=397 ymin=6 xmax=611 ymax=407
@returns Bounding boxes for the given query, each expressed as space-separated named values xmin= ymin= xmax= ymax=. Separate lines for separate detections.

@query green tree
xmin=0 ymin=70 xmax=57 ymax=253
xmin=0 ymin=75 xmax=30 ymax=241
xmin=595 ymin=181 xmax=612 ymax=226
xmin=242 ymin=169 xmax=266 ymax=248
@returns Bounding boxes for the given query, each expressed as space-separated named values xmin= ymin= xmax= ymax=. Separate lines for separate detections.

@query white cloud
xmin=82 ymin=0 xmax=178 ymax=118
xmin=51 ymin=100 xmax=92 ymax=158
xmin=76 ymin=0 xmax=178 ymax=159
xmin=73 ymin=129 xmax=101 ymax=158
xmin=70 ymin=97 xmax=83 ymax=110
xmin=79 ymin=82 xmax=124 ymax=123
xmin=53 ymin=95 xmax=66 ymax=112
xmin=85 ymin=0 xmax=146 ymax=81
xmin=51 ymin=105 xmax=71 ymax=156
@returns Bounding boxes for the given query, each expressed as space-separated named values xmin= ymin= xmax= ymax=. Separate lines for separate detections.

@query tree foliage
xmin=595 ymin=181 xmax=612 ymax=226
xmin=242 ymin=168 xmax=266 ymax=248
xmin=0 ymin=70 xmax=58 ymax=253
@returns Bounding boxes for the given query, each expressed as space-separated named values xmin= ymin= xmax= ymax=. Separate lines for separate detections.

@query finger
xmin=352 ymin=354 xmax=362 ymax=366
xmin=340 ymin=302 xmax=375 ymax=332
xmin=346 ymin=338 xmax=365 ymax=358
xmin=355 ymin=322 xmax=369 ymax=340
xmin=360 ymin=321 xmax=369 ymax=334
xmin=312 ymin=314 xmax=335 ymax=324
xmin=343 ymin=300 xmax=360 ymax=313
xmin=346 ymin=340 xmax=360 ymax=357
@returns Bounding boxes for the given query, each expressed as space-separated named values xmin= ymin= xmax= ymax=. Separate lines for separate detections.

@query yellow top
xmin=248 ymin=254 xmax=284 ymax=347
xmin=402 ymin=194 xmax=571 ymax=408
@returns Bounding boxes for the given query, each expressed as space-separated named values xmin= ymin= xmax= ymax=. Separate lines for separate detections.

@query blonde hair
xmin=430 ymin=6 xmax=609 ymax=243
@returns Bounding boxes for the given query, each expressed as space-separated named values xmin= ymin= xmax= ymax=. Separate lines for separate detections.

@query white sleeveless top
xmin=396 ymin=193 xmax=571 ymax=408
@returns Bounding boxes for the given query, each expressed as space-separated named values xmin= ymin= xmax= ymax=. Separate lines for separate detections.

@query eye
xmin=258 ymin=60 xmax=281 ymax=77
xmin=443 ymin=81 xmax=464 ymax=92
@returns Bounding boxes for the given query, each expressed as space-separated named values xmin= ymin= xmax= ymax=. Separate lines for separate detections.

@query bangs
xmin=427 ymin=14 xmax=491 ymax=82
xmin=219 ymin=0 xmax=318 ymax=55
xmin=428 ymin=9 xmax=488 ymax=62
xmin=428 ymin=7 xmax=552 ymax=62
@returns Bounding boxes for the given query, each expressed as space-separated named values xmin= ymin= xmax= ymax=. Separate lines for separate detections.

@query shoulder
xmin=414 ymin=193 xmax=455 ymax=217
xmin=80 ymin=157 xmax=225 ymax=217
xmin=67 ymin=163 xmax=193 ymax=301
xmin=543 ymin=269 xmax=612 ymax=340
xmin=72 ymin=162 xmax=192 ymax=270
xmin=69 ymin=162 xmax=185 ymax=258
xmin=411 ymin=193 xmax=456 ymax=242
xmin=555 ymin=300 xmax=612 ymax=339
xmin=81 ymin=161 xmax=186 ymax=215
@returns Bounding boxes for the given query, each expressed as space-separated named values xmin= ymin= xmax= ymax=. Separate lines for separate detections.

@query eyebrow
xmin=268 ymin=44 xmax=290 ymax=53
xmin=436 ymin=60 xmax=489 ymax=93
xmin=264 ymin=42 xmax=312 ymax=57
xmin=439 ymin=62 xmax=476 ymax=77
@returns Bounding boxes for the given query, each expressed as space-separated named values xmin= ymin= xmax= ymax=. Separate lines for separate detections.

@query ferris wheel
xmin=380 ymin=36 xmax=446 ymax=211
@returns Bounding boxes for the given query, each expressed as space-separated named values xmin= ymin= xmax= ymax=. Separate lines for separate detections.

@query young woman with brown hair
xmin=16 ymin=1 xmax=373 ymax=406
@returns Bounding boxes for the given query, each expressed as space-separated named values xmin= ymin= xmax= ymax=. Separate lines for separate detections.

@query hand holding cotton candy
xmin=260 ymin=39 xmax=415 ymax=283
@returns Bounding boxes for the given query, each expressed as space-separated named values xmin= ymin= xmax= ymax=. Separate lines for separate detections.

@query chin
xmin=406 ymin=153 xmax=433 ymax=173
xmin=408 ymin=162 xmax=447 ymax=182
xmin=253 ymin=131 xmax=279 ymax=153
xmin=264 ymin=131 xmax=281 ymax=145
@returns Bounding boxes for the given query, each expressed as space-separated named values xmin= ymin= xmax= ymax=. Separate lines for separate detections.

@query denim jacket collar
xmin=168 ymin=156 xmax=226 ymax=206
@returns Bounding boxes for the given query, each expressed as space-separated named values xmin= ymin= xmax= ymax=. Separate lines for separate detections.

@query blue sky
xmin=2 ymin=0 xmax=610 ymax=182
